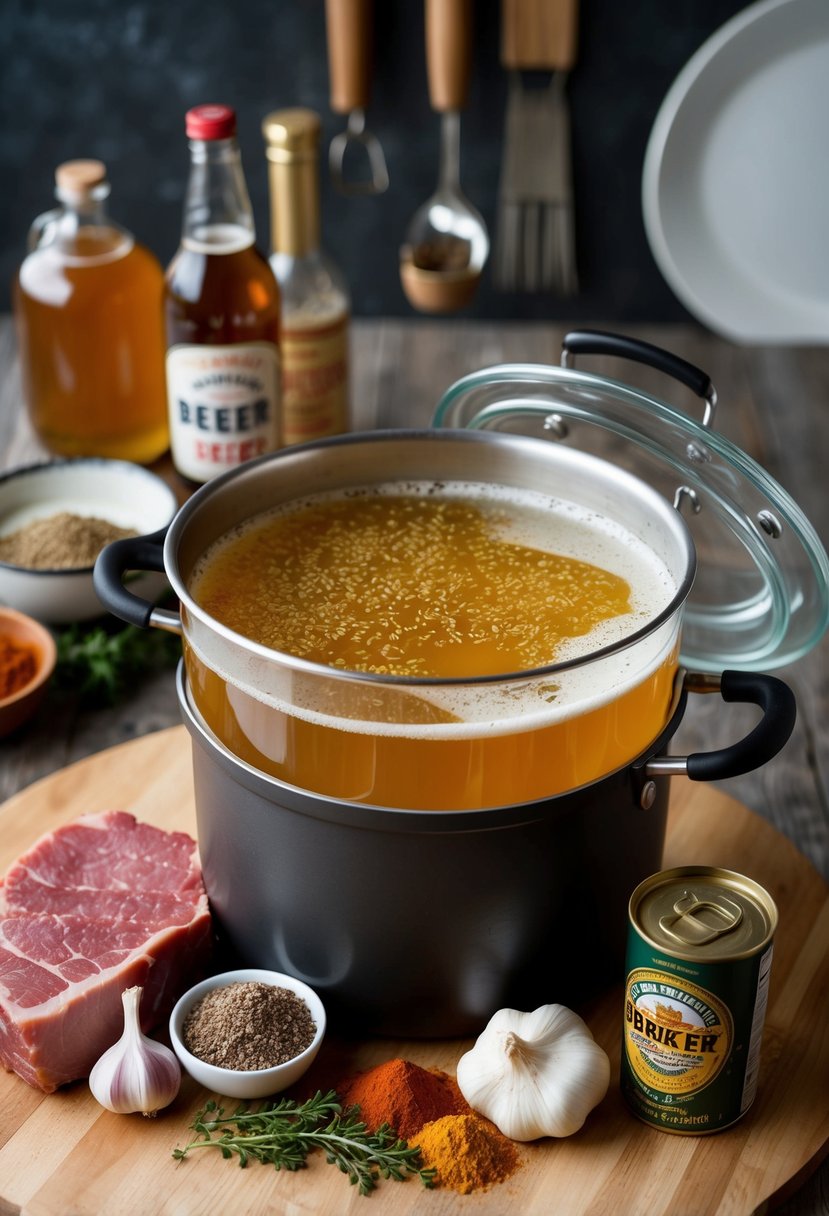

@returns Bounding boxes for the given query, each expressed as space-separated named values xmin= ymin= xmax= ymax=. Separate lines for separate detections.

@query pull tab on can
xmin=658 ymin=890 xmax=743 ymax=946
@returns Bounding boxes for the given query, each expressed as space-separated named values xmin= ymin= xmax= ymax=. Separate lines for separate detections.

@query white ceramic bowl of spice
xmin=0 ymin=459 xmax=178 ymax=624
xmin=169 ymin=969 xmax=327 ymax=1099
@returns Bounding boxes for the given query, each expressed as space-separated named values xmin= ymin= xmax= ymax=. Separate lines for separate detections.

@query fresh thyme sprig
xmin=172 ymin=1090 xmax=437 ymax=1196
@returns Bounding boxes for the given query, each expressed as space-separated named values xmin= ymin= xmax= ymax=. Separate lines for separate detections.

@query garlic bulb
xmin=456 ymin=1004 xmax=610 ymax=1141
xmin=89 ymin=986 xmax=181 ymax=1116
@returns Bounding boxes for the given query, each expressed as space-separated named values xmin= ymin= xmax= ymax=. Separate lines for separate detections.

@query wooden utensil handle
xmin=426 ymin=0 xmax=472 ymax=112
xmin=501 ymin=0 xmax=579 ymax=71
xmin=326 ymin=0 xmax=373 ymax=113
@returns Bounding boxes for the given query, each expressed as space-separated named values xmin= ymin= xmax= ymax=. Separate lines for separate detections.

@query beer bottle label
xmin=166 ymin=341 xmax=281 ymax=482
xmin=281 ymin=313 xmax=349 ymax=446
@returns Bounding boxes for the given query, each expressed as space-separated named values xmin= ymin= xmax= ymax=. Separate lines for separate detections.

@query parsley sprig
xmin=54 ymin=619 xmax=181 ymax=706
xmin=172 ymin=1090 xmax=436 ymax=1196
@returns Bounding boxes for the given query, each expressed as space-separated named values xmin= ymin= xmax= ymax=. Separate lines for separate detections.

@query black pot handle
xmin=561 ymin=329 xmax=716 ymax=419
xmin=646 ymin=670 xmax=796 ymax=782
xmin=93 ymin=527 xmax=180 ymax=633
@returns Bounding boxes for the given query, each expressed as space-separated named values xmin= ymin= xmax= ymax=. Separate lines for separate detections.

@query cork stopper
xmin=54 ymin=160 xmax=107 ymax=196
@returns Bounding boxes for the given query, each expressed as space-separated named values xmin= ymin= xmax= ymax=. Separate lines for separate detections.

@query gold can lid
xmin=630 ymin=866 xmax=777 ymax=962
xmin=55 ymin=159 xmax=107 ymax=194
xmin=262 ymin=108 xmax=321 ymax=162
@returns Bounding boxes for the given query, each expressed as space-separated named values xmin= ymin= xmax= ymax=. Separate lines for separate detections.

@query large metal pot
xmin=94 ymin=330 xmax=825 ymax=1033
xmin=174 ymin=661 xmax=792 ymax=1035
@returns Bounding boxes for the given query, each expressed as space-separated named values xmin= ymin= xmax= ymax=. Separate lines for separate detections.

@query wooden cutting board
xmin=0 ymin=727 xmax=826 ymax=1216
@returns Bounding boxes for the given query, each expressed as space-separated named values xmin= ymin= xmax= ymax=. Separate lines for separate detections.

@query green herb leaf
xmin=54 ymin=618 xmax=181 ymax=707
xmin=172 ymin=1090 xmax=437 ymax=1196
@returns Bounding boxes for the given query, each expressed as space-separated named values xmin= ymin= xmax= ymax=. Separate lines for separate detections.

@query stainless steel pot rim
xmin=164 ymin=428 xmax=697 ymax=691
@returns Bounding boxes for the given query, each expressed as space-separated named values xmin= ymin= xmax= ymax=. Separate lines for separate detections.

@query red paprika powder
xmin=338 ymin=1058 xmax=471 ymax=1142
xmin=0 ymin=635 xmax=38 ymax=699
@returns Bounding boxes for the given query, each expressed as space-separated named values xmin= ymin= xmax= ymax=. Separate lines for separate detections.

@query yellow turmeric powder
xmin=415 ymin=1113 xmax=521 ymax=1194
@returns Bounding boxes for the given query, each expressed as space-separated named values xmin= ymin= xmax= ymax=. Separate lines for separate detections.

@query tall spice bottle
xmin=262 ymin=109 xmax=350 ymax=446
xmin=164 ymin=105 xmax=282 ymax=484
xmin=14 ymin=160 xmax=169 ymax=464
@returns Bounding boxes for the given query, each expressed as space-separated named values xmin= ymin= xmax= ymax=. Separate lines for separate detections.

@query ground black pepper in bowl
xmin=0 ymin=512 xmax=137 ymax=570
xmin=182 ymin=980 xmax=317 ymax=1070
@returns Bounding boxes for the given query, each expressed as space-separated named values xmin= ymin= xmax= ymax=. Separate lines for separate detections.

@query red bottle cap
xmin=185 ymin=104 xmax=237 ymax=141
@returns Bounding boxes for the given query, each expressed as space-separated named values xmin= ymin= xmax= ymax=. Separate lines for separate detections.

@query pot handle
xmin=561 ymin=329 xmax=717 ymax=427
xmin=646 ymin=670 xmax=796 ymax=782
xmin=92 ymin=527 xmax=182 ymax=634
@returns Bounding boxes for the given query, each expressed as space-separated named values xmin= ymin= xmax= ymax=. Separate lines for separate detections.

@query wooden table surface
xmin=0 ymin=315 xmax=827 ymax=1215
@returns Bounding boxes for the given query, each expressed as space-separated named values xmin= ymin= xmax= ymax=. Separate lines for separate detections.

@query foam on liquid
xmin=187 ymin=480 xmax=681 ymax=739
xmin=182 ymin=223 xmax=254 ymax=256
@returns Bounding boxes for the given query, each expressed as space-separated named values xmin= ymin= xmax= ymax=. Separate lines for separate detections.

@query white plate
xmin=642 ymin=0 xmax=829 ymax=343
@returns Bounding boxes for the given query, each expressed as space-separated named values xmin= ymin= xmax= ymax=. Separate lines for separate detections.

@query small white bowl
xmin=169 ymin=969 xmax=326 ymax=1100
xmin=0 ymin=459 xmax=178 ymax=624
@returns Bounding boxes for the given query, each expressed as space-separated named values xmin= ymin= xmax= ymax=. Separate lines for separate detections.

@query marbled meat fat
xmin=0 ymin=811 xmax=212 ymax=1092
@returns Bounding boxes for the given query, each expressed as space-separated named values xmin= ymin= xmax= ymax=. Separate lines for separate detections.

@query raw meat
xmin=0 ymin=810 xmax=212 ymax=1092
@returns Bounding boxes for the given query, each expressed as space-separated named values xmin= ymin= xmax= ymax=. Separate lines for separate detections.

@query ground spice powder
xmin=182 ymin=981 xmax=317 ymax=1070
xmin=0 ymin=635 xmax=37 ymax=698
xmin=0 ymin=512 xmax=137 ymax=570
xmin=415 ymin=1113 xmax=521 ymax=1194
xmin=338 ymin=1058 xmax=470 ymax=1142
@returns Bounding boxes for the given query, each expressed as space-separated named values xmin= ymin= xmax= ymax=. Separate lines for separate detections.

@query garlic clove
xmin=456 ymin=1003 xmax=610 ymax=1141
xmin=89 ymin=985 xmax=181 ymax=1117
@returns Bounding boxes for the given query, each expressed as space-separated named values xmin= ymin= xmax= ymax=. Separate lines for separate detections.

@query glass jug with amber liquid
xmin=14 ymin=160 xmax=169 ymax=464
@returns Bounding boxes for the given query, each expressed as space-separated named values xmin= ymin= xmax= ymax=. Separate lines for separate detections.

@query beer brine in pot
xmin=183 ymin=479 xmax=684 ymax=810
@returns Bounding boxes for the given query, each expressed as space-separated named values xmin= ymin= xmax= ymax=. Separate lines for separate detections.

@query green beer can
xmin=621 ymin=866 xmax=777 ymax=1134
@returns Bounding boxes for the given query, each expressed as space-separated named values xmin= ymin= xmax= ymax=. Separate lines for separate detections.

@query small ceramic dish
xmin=169 ymin=968 xmax=326 ymax=1099
xmin=0 ymin=607 xmax=57 ymax=736
xmin=0 ymin=459 xmax=178 ymax=625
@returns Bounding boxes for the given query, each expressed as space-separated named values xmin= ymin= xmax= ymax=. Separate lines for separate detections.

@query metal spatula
xmin=494 ymin=0 xmax=579 ymax=294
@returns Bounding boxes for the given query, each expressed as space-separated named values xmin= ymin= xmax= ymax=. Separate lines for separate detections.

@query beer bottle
xmin=164 ymin=104 xmax=282 ymax=484
xmin=14 ymin=160 xmax=169 ymax=464
xmin=262 ymin=108 xmax=349 ymax=446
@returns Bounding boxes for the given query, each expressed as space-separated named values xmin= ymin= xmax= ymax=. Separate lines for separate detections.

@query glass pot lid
xmin=432 ymin=330 xmax=829 ymax=672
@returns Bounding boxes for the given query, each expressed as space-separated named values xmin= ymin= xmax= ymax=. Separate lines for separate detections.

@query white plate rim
xmin=642 ymin=0 xmax=829 ymax=343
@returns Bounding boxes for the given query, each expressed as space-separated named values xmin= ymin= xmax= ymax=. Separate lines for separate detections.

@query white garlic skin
xmin=89 ymin=985 xmax=181 ymax=1117
xmin=456 ymin=1004 xmax=610 ymax=1141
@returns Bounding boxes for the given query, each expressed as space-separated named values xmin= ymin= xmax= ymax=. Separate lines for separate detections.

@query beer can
xmin=621 ymin=866 xmax=777 ymax=1134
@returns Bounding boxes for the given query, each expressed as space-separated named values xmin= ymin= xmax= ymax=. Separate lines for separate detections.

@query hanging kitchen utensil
xmin=495 ymin=0 xmax=579 ymax=294
xmin=399 ymin=0 xmax=490 ymax=313
xmin=325 ymin=0 xmax=389 ymax=196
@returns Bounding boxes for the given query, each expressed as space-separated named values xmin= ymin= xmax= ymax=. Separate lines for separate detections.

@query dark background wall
xmin=1 ymin=0 xmax=747 ymax=320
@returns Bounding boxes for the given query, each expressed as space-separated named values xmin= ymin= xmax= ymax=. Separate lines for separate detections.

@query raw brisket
xmin=0 ymin=810 xmax=212 ymax=1092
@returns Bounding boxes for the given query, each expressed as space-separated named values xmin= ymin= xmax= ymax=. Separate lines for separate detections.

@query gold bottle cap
xmin=262 ymin=108 xmax=321 ymax=162
xmin=55 ymin=160 xmax=108 ymax=195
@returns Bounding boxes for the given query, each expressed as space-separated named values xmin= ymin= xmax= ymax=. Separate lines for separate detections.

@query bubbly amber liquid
xmin=192 ymin=495 xmax=635 ymax=676
xmin=186 ymin=491 xmax=680 ymax=810
xmin=185 ymin=645 xmax=679 ymax=809
xmin=164 ymin=232 xmax=281 ymax=350
xmin=15 ymin=231 xmax=169 ymax=463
